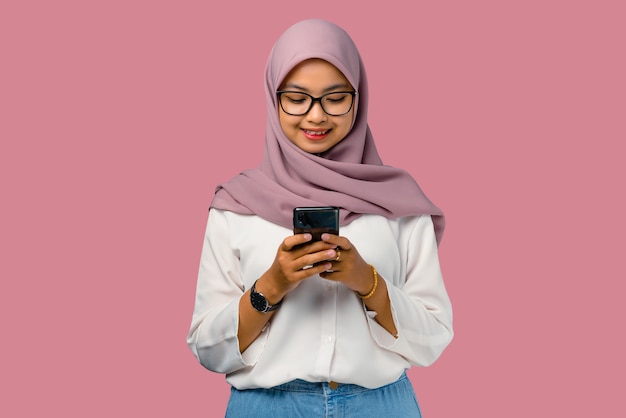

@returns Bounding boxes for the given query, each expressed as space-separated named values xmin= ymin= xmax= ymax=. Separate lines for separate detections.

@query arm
xmin=186 ymin=209 xmax=247 ymax=373
xmin=321 ymin=215 xmax=453 ymax=366
xmin=380 ymin=215 xmax=453 ymax=366
xmin=237 ymin=234 xmax=339 ymax=352
xmin=319 ymin=237 xmax=397 ymax=337
xmin=187 ymin=209 xmax=340 ymax=371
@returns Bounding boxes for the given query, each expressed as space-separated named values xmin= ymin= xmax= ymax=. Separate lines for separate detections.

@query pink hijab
xmin=211 ymin=19 xmax=445 ymax=244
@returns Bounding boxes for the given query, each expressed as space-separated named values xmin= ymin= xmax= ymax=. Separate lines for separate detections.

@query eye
xmin=324 ymin=93 xmax=349 ymax=103
xmin=283 ymin=93 xmax=308 ymax=104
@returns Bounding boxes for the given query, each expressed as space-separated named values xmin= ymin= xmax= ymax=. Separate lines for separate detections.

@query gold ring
xmin=335 ymin=249 xmax=341 ymax=261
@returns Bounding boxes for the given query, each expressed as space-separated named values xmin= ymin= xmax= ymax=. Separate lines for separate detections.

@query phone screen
xmin=293 ymin=206 xmax=340 ymax=241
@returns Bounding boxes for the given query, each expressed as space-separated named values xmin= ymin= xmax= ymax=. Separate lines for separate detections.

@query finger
xmin=319 ymin=261 xmax=348 ymax=278
xmin=292 ymin=260 xmax=333 ymax=280
xmin=319 ymin=270 xmax=338 ymax=280
xmin=320 ymin=233 xmax=352 ymax=251
xmin=307 ymin=262 xmax=334 ymax=277
xmin=290 ymin=240 xmax=337 ymax=256
xmin=334 ymin=248 xmax=342 ymax=262
xmin=282 ymin=233 xmax=312 ymax=251
xmin=297 ymin=249 xmax=337 ymax=270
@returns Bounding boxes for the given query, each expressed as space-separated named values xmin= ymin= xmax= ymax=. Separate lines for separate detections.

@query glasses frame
xmin=276 ymin=90 xmax=357 ymax=116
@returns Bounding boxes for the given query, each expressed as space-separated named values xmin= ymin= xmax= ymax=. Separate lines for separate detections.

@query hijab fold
xmin=211 ymin=19 xmax=445 ymax=244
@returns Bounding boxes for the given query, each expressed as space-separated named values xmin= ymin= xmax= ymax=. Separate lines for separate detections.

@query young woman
xmin=187 ymin=19 xmax=453 ymax=417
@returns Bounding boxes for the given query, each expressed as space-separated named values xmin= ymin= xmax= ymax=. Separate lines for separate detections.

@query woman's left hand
xmin=320 ymin=233 xmax=397 ymax=337
xmin=319 ymin=233 xmax=375 ymax=296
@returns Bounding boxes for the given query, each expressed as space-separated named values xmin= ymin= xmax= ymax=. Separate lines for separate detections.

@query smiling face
xmin=278 ymin=59 xmax=355 ymax=154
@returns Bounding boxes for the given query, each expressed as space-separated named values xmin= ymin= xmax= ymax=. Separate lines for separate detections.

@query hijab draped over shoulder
xmin=211 ymin=19 xmax=445 ymax=244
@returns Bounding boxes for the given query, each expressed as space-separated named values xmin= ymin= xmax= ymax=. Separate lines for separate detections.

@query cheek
xmin=278 ymin=113 xmax=290 ymax=132
xmin=278 ymin=114 xmax=299 ymax=141
xmin=338 ymin=114 xmax=355 ymax=136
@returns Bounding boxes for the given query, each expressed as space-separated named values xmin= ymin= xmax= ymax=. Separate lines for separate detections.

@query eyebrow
xmin=282 ymin=82 xmax=353 ymax=93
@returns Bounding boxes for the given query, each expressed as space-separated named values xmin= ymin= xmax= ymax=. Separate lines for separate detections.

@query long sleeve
xmin=186 ymin=209 xmax=250 ymax=374
xmin=364 ymin=215 xmax=453 ymax=366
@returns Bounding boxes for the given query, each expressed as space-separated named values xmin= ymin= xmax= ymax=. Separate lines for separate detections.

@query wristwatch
xmin=250 ymin=280 xmax=283 ymax=313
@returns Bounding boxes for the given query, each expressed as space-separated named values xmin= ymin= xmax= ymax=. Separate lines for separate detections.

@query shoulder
xmin=341 ymin=214 xmax=433 ymax=245
xmin=347 ymin=213 xmax=432 ymax=229
xmin=208 ymin=208 xmax=290 ymax=236
xmin=209 ymin=208 xmax=267 ymax=226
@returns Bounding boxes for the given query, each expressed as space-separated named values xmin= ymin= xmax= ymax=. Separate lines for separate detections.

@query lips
xmin=302 ymin=128 xmax=330 ymax=141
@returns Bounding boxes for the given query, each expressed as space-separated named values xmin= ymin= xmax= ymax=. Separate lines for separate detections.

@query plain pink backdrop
xmin=1 ymin=1 xmax=624 ymax=417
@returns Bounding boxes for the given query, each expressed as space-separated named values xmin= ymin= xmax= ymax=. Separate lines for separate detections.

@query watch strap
xmin=250 ymin=280 xmax=283 ymax=313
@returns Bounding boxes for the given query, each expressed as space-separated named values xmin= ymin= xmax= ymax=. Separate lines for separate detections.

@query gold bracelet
xmin=357 ymin=264 xmax=378 ymax=299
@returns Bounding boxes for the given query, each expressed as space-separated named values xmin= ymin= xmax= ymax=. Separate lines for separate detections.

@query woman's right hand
xmin=261 ymin=233 xmax=338 ymax=299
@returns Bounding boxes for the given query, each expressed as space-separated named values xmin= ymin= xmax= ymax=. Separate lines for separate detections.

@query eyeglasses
xmin=276 ymin=90 xmax=357 ymax=116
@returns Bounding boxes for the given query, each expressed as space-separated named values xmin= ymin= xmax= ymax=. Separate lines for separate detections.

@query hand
xmin=262 ymin=233 xmax=338 ymax=298
xmin=318 ymin=233 xmax=375 ymax=295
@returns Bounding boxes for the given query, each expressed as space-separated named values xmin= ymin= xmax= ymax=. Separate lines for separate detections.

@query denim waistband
xmin=270 ymin=371 xmax=408 ymax=395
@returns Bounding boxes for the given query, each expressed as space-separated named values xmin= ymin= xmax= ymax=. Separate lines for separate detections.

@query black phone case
xmin=293 ymin=206 xmax=340 ymax=241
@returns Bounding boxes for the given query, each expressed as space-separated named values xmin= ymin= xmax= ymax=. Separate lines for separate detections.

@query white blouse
xmin=187 ymin=208 xmax=453 ymax=389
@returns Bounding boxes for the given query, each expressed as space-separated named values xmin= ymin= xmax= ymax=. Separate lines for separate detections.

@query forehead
xmin=280 ymin=59 xmax=352 ymax=91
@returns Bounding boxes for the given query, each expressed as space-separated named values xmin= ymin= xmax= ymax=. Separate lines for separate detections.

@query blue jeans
xmin=225 ymin=372 xmax=422 ymax=418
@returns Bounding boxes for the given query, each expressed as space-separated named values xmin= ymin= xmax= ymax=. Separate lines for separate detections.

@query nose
xmin=306 ymin=100 xmax=327 ymax=123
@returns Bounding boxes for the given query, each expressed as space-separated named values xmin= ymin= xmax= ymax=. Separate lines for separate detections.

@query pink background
xmin=1 ymin=1 xmax=624 ymax=416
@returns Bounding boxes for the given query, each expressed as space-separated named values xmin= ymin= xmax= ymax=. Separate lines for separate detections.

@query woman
xmin=187 ymin=19 xmax=453 ymax=417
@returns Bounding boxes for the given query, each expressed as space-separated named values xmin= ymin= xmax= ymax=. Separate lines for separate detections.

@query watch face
xmin=250 ymin=289 xmax=268 ymax=312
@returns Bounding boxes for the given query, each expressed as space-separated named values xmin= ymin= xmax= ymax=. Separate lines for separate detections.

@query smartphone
xmin=293 ymin=206 xmax=340 ymax=242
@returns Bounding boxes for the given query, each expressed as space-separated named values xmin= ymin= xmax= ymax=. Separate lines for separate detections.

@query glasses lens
xmin=280 ymin=92 xmax=312 ymax=116
xmin=321 ymin=92 xmax=354 ymax=116
xmin=279 ymin=92 xmax=354 ymax=116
